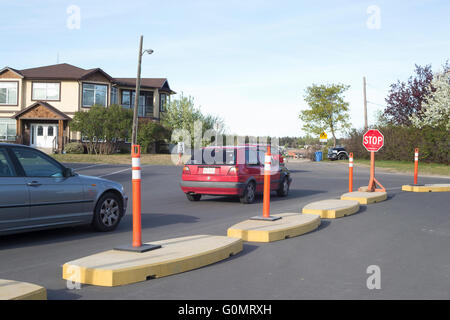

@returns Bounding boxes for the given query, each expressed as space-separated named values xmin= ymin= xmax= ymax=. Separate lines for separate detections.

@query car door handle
xmin=27 ymin=181 xmax=42 ymax=187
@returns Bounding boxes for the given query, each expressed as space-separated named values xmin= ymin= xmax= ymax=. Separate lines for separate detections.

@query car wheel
xmin=240 ymin=181 xmax=256 ymax=204
xmin=186 ymin=193 xmax=202 ymax=201
xmin=338 ymin=153 xmax=348 ymax=160
xmin=92 ymin=192 xmax=123 ymax=232
xmin=277 ymin=176 xmax=289 ymax=197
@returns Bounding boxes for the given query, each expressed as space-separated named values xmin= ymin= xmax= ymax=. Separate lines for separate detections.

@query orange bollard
xmin=262 ymin=146 xmax=272 ymax=218
xmin=132 ymin=145 xmax=142 ymax=247
xmin=414 ymin=148 xmax=419 ymax=185
xmin=115 ymin=145 xmax=161 ymax=252
xmin=349 ymin=152 xmax=353 ymax=192
xmin=250 ymin=145 xmax=281 ymax=221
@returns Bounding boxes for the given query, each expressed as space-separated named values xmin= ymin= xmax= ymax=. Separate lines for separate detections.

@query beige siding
xmin=24 ymin=80 xmax=80 ymax=113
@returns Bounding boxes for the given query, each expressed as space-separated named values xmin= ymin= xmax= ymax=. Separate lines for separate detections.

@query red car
xmin=180 ymin=145 xmax=291 ymax=203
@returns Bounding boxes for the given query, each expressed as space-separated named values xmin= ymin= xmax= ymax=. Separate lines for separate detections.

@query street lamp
xmin=115 ymin=35 xmax=161 ymax=253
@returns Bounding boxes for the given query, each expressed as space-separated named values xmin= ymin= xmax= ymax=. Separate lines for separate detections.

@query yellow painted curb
xmin=227 ymin=213 xmax=320 ymax=243
xmin=62 ymin=235 xmax=243 ymax=287
xmin=0 ymin=279 xmax=47 ymax=300
xmin=302 ymin=199 xmax=360 ymax=219
xmin=402 ymin=184 xmax=450 ymax=192
xmin=341 ymin=191 xmax=387 ymax=205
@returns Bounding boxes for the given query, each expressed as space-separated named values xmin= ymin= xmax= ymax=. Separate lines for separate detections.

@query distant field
xmin=51 ymin=153 xmax=191 ymax=166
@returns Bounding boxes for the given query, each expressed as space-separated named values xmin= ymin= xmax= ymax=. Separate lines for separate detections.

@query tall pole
xmin=363 ymin=76 xmax=368 ymax=130
xmin=132 ymin=35 xmax=143 ymax=145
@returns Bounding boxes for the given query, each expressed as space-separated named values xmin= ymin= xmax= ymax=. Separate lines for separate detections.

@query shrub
xmin=64 ymin=142 xmax=85 ymax=154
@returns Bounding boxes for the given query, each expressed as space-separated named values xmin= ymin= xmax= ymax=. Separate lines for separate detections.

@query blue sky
xmin=1 ymin=0 xmax=449 ymax=137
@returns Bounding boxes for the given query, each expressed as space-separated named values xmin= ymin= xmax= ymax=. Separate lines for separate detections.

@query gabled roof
xmin=0 ymin=66 xmax=24 ymax=78
xmin=12 ymin=101 xmax=71 ymax=120
xmin=113 ymin=78 xmax=176 ymax=93
xmin=19 ymin=63 xmax=89 ymax=80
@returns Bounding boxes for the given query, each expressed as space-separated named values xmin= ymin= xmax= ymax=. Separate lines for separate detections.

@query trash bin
xmin=315 ymin=151 xmax=322 ymax=162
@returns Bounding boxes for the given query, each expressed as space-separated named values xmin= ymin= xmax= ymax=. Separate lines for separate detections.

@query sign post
xmin=360 ymin=129 xmax=386 ymax=192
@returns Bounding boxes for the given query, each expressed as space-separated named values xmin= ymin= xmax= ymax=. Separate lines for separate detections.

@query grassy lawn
xmin=339 ymin=159 xmax=450 ymax=177
xmin=51 ymin=153 xmax=191 ymax=166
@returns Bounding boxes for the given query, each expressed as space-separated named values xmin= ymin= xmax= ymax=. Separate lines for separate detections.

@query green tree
xmin=71 ymin=105 xmax=106 ymax=154
xmin=300 ymin=83 xmax=351 ymax=147
xmin=137 ymin=120 xmax=170 ymax=153
xmin=161 ymin=93 xmax=225 ymax=147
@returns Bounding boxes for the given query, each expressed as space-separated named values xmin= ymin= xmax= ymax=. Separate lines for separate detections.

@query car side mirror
xmin=63 ymin=167 xmax=75 ymax=178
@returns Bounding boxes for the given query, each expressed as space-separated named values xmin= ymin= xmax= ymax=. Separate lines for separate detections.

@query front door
xmin=30 ymin=123 xmax=58 ymax=149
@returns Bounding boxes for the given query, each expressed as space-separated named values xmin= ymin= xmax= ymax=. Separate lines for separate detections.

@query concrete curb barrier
xmin=402 ymin=184 xmax=450 ymax=192
xmin=227 ymin=213 xmax=320 ymax=242
xmin=62 ymin=235 xmax=243 ymax=287
xmin=302 ymin=199 xmax=360 ymax=219
xmin=340 ymin=191 xmax=387 ymax=204
xmin=0 ymin=279 xmax=47 ymax=300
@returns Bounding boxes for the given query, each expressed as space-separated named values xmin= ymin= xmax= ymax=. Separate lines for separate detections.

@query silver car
xmin=0 ymin=143 xmax=128 ymax=236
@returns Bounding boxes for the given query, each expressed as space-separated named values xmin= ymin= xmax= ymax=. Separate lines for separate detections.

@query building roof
xmin=2 ymin=63 xmax=174 ymax=92
xmin=12 ymin=101 xmax=71 ymax=120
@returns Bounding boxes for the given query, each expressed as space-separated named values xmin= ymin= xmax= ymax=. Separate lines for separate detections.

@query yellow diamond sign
xmin=320 ymin=132 xmax=327 ymax=142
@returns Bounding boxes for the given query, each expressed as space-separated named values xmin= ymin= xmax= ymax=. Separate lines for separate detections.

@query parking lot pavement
xmin=0 ymin=161 xmax=449 ymax=299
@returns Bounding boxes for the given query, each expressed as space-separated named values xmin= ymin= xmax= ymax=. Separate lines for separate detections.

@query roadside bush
xmin=343 ymin=125 xmax=449 ymax=164
xmin=137 ymin=119 xmax=170 ymax=153
xmin=64 ymin=142 xmax=85 ymax=154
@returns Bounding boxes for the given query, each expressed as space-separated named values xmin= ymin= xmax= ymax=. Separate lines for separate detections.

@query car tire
xmin=277 ymin=176 xmax=290 ymax=197
xmin=186 ymin=193 xmax=202 ymax=201
xmin=338 ymin=153 xmax=348 ymax=160
xmin=92 ymin=192 xmax=123 ymax=232
xmin=240 ymin=181 xmax=256 ymax=204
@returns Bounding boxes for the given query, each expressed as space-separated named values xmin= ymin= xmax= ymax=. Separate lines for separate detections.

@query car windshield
xmin=187 ymin=148 xmax=236 ymax=165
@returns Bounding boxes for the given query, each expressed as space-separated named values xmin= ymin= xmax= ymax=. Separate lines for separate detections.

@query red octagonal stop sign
xmin=363 ymin=129 xmax=384 ymax=152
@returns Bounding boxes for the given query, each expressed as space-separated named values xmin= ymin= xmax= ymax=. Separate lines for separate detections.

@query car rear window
xmin=188 ymin=148 xmax=236 ymax=165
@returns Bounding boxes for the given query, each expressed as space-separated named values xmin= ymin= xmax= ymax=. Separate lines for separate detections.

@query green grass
xmin=51 ymin=153 xmax=190 ymax=166
xmin=351 ymin=159 xmax=450 ymax=177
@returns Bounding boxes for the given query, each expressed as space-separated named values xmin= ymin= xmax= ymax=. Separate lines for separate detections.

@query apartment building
xmin=0 ymin=63 xmax=175 ymax=152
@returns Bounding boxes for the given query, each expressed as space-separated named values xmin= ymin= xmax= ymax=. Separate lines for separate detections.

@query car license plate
xmin=203 ymin=168 xmax=216 ymax=174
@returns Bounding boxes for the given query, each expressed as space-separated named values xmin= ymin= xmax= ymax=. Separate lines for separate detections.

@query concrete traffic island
xmin=341 ymin=191 xmax=387 ymax=204
xmin=402 ymin=184 xmax=450 ymax=192
xmin=0 ymin=279 xmax=47 ymax=300
xmin=227 ymin=213 xmax=320 ymax=243
xmin=62 ymin=235 xmax=243 ymax=287
xmin=302 ymin=199 xmax=360 ymax=219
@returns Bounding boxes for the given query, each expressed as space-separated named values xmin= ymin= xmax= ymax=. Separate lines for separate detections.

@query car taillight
xmin=183 ymin=166 xmax=190 ymax=174
xmin=227 ymin=166 xmax=238 ymax=175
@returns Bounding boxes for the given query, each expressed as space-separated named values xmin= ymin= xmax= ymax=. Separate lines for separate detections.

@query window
xmin=37 ymin=126 xmax=43 ymax=136
xmin=0 ymin=149 xmax=14 ymax=177
xmin=0 ymin=119 xmax=16 ymax=141
xmin=0 ymin=81 xmax=18 ymax=105
xmin=121 ymin=90 xmax=153 ymax=117
xmin=111 ymin=86 xmax=118 ymax=105
xmin=47 ymin=126 xmax=54 ymax=136
xmin=82 ymin=83 xmax=107 ymax=107
xmin=13 ymin=148 xmax=63 ymax=177
xmin=32 ymin=82 xmax=60 ymax=100
xmin=160 ymin=93 xmax=167 ymax=112
xmin=246 ymin=148 xmax=258 ymax=165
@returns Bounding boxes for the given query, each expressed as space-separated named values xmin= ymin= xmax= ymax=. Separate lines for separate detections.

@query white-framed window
xmin=0 ymin=119 xmax=16 ymax=141
xmin=0 ymin=82 xmax=18 ymax=105
xmin=32 ymin=82 xmax=60 ymax=101
xmin=82 ymin=83 xmax=108 ymax=107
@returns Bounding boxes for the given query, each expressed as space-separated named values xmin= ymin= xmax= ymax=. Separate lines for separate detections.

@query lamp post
xmin=115 ymin=35 xmax=160 ymax=253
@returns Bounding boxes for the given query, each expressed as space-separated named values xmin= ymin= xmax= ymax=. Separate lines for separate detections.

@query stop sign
xmin=363 ymin=129 xmax=384 ymax=152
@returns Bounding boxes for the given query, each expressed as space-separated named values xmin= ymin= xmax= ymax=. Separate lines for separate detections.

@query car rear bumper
xmin=180 ymin=180 xmax=245 ymax=196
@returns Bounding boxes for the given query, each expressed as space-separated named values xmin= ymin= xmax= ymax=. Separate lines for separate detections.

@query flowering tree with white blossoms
xmin=410 ymin=69 xmax=450 ymax=130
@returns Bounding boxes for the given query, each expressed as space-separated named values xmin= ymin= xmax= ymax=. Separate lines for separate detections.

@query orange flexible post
xmin=262 ymin=146 xmax=271 ymax=218
xmin=132 ymin=145 xmax=142 ymax=247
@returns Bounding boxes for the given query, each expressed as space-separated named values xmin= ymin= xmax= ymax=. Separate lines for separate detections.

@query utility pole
xmin=363 ymin=76 xmax=368 ymax=130
xmin=131 ymin=35 xmax=143 ymax=145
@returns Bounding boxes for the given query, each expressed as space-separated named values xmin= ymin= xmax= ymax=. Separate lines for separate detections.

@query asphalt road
xmin=0 ymin=160 xmax=449 ymax=299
